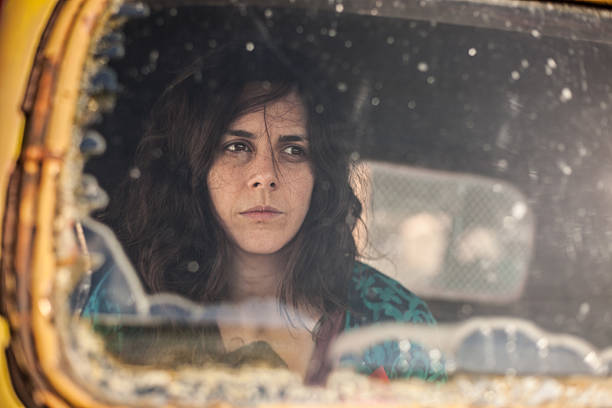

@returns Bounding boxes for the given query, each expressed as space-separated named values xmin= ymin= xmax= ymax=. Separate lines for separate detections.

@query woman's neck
xmin=228 ymin=249 xmax=286 ymax=301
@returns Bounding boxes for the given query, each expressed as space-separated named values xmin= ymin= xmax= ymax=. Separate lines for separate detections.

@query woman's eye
xmin=225 ymin=142 xmax=251 ymax=152
xmin=282 ymin=145 xmax=307 ymax=157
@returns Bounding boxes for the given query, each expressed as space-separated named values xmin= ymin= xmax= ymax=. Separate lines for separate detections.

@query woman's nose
xmin=248 ymin=151 xmax=279 ymax=190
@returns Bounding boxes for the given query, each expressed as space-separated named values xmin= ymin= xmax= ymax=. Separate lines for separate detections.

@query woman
xmin=84 ymin=43 xmax=445 ymax=384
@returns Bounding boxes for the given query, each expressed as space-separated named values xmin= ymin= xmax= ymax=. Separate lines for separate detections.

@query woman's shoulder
xmin=346 ymin=261 xmax=436 ymax=328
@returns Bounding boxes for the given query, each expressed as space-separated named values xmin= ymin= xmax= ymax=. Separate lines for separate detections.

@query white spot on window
xmin=386 ymin=36 xmax=395 ymax=45
xmin=557 ymin=159 xmax=572 ymax=175
xmin=337 ymin=82 xmax=348 ymax=92
xmin=328 ymin=28 xmax=337 ymax=37
xmin=578 ymin=302 xmax=590 ymax=319
xmin=546 ymin=58 xmax=557 ymax=69
xmin=264 ymin=8 xmax=273 ymax=18
xmin=560 ymin=87 xmax=573 ymax=102
xmin=315 ymin=104 xmax=324 ymax=113
xmin=510 ymin=70 xmax=520 ymax=80
xmin=512 ymin=202 xmax=527 ymax=220
xmin=344 ymin=40 xmax=352 ymax=48
xmin=187 ymin=261 xmax=200 ymax=273
xmin=335 ymin=4 xmax=344 ymax=12
xmin=408 ymin=100 xmax=416 ymax=109
xmin=428 ymin=349 xmax=442 ymax=361
xmin=468 ymin=47 xmax=477 ymax=56
xmin=426 ymin=76 xmax=435 ymax=84
xmin=531 ymin=29 xmax=541 ymax=38
xmin=371 ymin=97 xmax=380 ymax=106
xmin=129 ymin=167 xmax=141 ymax=179
xmin=245 ymin=42 xmax=255 ymax=51
xmin=521 ymin=59 xmax=529 ymax=68
xmin=417 ymin=62 xmax=429 ymax=72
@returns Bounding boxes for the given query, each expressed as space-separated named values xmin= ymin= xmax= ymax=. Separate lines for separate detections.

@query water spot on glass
xmin=320 ymin=27 xmax=328 ymax=35
xmin=335 ymin=4 xmax=344 ymax=12
xmin=328 ymin=28 xmax=337 ymax=37
xmin=371 ymin=97 xmax=380 ymax=106
xmin=428 ymin=349 xmax=442 ymax=361
xmin=492 ymin=183 xmax=503 ymax=193
xmin=408 ymin=100 xmax=416 ymax=109
xmin=402 ymin=53 xmax=410 ymax=64
xmin=399 ymin=340 xmax=411 ymax=352
xmin=208 ymin=39 xmax=217 ymax=48
xmin=344 ymin=40 xmax=352 ymax=48
xmin=468 ymin=47 xmax=477 ymax=56
xmin=38 ymin=299 xmax=52 ymax=317
xmin=184 ymin=42 xmax=193 ymax=51
xmin=584 ymin=351 xmax=599 ymax=368
xmin=349 ymin=151 xmax=360 ymax=161
xmin=510 ymin=70 xmax=520 ymax=80
xmin=129 ymin=167 xmax=141 ymax=179
xmin=264 ymin=8 xmax=273 ymax=18
xmin=296 ymin=25 xmax=304 ymax=34
xmin=560 ymin=87 xmax=573 ymax=102
xmin=497 ymin=159 xmax=508 ymax=170
xmin=169 ymin=7 xmax=177 ymax=16
xmin=578 ymin=302 xmax=590 ymax=320
xmin=531 ymin=29 xmax=541 ymax=38
xmin=245 ymin=42 xmax=255 ymax=51
xmin=386 ymin=36 xmax=395 ymax=45
xmin=417 ymin=61 xmax=429 ymax=72
xmin=262 ymin=81 xmax=272 ymax=90
xmin=460 ymin=304 xmax=473 ymax=317
xmin=315 ymin=104 xmax=324 ymax=113
xmin=557 ymin=159 xmax=572 ymax=175
xmin=370 ymin=8 xmax=379 ymax=15
xmin=155 ymin=17 xmax=164 ymax=26
xmin=306 ymin=34 xmax=315 ymax=43
xmin=557 ymin=143 xmax=565 ymax=152
xmin=426 ymin=76 xmax=435 ymax=84
xmin=521 ymin=59 xmax=529 ymax=68
xmin=546 ymin=58 xmax=557 ymax=69
xmin=512 ymin=202 xmax=527 ymax=219
xmin=187 ymin=261 xmax=200 ymax=273
xmin=337 ymin=82 xmax=348 ymax=92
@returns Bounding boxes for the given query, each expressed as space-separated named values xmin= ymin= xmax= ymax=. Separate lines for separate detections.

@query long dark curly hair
xmin=108 ymin=43 xmax=363 ymax=318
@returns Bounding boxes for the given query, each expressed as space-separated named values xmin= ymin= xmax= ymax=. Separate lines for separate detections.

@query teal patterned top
xmin=340 ymin=262 xmax=446 ymax=382
xmin=81 ymin=261 xmax=446 ymax=383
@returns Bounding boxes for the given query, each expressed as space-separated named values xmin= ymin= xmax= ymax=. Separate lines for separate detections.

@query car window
xmin=50 ymin=0 xmax=612 ymax=405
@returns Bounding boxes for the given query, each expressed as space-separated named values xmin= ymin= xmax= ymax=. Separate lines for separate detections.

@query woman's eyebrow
xmin=226 ymin=129 xmax=255 ymax=138
xmin=278 ymin=135 xmax=308 ymax=143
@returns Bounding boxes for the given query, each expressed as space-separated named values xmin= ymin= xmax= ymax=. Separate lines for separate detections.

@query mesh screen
xmin=362 ymin=161 xmax=534 ymax=303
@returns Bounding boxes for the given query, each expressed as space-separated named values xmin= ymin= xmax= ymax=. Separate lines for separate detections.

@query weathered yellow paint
xmin=0 ymin=0 xmax=59 ymax=258
xmin=0 ymin=318 xmax=24 ymax=408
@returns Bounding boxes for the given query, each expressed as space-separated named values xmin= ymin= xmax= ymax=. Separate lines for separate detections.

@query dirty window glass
xmin=64 ymin=0 xmax=612 ymax=405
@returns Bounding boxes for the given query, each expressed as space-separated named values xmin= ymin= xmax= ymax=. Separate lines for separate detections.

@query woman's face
xmin=207 ymin=89 xmax=314 ymax=256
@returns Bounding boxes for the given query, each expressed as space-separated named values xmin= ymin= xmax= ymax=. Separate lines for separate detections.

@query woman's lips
xmin=240 ymin=206 xmax=283 ymax=221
